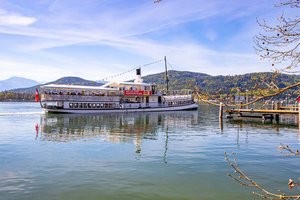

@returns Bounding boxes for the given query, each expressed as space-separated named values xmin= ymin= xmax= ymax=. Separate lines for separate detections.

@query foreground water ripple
xmin=0 ymin=103 xmax=300 ymax=200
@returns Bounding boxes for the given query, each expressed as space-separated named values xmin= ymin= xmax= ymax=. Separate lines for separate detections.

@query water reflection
xmin=38 ymin=111 xmax=199 ymax=154
xmin=227 ymin=116 xmax=300 ymax=146
xmin=227 ymin=117 xmax=298 ymax=129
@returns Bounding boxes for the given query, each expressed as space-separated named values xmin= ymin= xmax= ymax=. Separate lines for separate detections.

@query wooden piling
xmin=275 ymin=114 xmax=280 ymax=123
xmin=274 ymin=101 xmax=281 ymax=110
xmin=219 ymin=102 xmax=224 ymax=131
xmin=219 ymin=102 xmax=223 ymax=119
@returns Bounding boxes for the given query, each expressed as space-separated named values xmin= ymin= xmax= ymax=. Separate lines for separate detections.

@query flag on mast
xmin=35 ymin=88 xmax=39 ymax=102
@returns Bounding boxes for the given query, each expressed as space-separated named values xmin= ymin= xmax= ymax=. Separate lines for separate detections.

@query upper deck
xmin=40 ymin=84 xmax=122 ymax=102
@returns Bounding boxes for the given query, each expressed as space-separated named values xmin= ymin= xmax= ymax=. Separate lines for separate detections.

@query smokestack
xmin=136 ymin=68 xmax=141 ymax=75
xmin=135 ymin=68 xmax=143 ymax=83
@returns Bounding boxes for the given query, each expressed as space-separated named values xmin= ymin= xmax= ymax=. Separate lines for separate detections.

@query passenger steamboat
xmin=39 ymin=61 xmax=198 ymax=113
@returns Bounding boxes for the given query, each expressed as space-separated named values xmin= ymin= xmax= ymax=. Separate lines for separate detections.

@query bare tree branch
xmin=254 ymin=0 xmax=300 ymax=71
xmin=278 ymin=143 xmax=300 ymax=156
xmin=194 ymin=80 xmax=300 ymax=107
xmin=225 ymin=152 xmax=300 ymax=199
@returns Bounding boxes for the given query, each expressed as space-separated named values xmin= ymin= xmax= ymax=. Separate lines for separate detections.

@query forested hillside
xmin=1 ymin=71 xmax=300 ymax=101
xmin=143 ymin=70 xmax=300 ymax=94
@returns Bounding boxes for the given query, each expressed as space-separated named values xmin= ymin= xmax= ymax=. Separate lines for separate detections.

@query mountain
xmin=95 ymin=80 xmax=109 ymax=84
xmin=0 ymin=76 xmax=39 ymax=92
xmin=11 ymin=76 xmax=104 ymax=93
xmin=2 ymin=71 xmax=300 ymax=101
xmin=142 ymin=70 xmax=300 ymax=95
xmin=143 ymin=70 xmax=211 ymax=89
xmin=46 ymin=76 xmax=101 ymax=86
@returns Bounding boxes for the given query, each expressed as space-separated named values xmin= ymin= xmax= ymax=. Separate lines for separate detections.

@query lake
xmin=0 ymin=102 xmax=300 ymax=200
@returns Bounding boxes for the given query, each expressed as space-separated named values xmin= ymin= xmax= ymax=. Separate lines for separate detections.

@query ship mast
xmin=164 ymin=56 xmax=169 ymax=95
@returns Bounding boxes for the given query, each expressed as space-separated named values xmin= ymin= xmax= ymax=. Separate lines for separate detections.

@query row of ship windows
xmin=69 ymin=103 xmax=117 ymax=109
xmin=167 ymin=100 xmax=192 ymax=106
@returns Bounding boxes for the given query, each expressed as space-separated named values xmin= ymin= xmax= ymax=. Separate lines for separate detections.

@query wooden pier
xmin=222 ymin=102 xmax=300 ymax=124
xmin=226 ymin=108 xmax=297 ymax=122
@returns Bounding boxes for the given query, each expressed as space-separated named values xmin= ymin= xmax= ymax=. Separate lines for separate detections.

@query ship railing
xmin=163 ymin=95 xmax=192 ymax=101
xmin=162 ymin=90 xmax=193 ymax=95
xmin=41 ymin=94 xmax=120 ymax=102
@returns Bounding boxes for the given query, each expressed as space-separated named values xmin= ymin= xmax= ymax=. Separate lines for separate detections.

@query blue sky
xmin=0 ymin=0 xmax=295 ymax=82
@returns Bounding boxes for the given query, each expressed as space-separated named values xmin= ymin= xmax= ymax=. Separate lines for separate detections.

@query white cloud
xmin=0 ymin=59 xmax=65 ymax=82
xmin=0 ymin=1 xmax=233 ymax=50
xmin=0 ymin=9 xmax=36 ymax=26
xmin=88 ymin=36 xmax=271 ymax=76
xmin=0 ymin=0 xmax=283 ymax=81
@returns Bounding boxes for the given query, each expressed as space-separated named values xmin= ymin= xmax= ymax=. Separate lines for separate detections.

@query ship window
xmin=79 ymin=103 xmax=83 ymax=108
xmin=100 ymin=103 xmax=104 ymax=108
xmin=69 ymin=103 xmax=73 ymax=108
xmin=96 ymin=103 xmax=100 ymax=108
xmin=104 ymin=103 xmax=108 ymax=108
xmin=88 ymin=103 xmax=92 ymax=108
xmin=92 ymin=104 xmax=96 ymax=108
xmin=74 ymin=103 xmax=78 ymax=108
xmin=84 ymin=103 xmax=88 ymax=108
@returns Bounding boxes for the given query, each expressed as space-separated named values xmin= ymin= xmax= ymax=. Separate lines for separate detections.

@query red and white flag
xmin=35 ymin=88 xmax=39 ymax=102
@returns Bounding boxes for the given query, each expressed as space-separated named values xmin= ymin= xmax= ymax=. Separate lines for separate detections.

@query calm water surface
xmin=0 ymin=102 xmax=300 ymax=200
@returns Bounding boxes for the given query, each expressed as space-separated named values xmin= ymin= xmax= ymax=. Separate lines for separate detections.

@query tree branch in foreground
xmin=194 ymin=80 xmax=300 ymax=108
xmin=225 ymin=152 xmax=300 ymax=199
xmin=278 ymin=143 xmax=300 ymax=156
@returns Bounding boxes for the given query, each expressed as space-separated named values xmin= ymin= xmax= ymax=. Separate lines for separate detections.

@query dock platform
xmin=225 ymin=108 xmax=298 ymax=122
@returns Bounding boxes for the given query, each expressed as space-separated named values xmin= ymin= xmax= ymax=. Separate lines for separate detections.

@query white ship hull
xmin=44 ymin=103 xmax=198 ymax=114
xmin=40 ymin=66 xmax=198 ymax=114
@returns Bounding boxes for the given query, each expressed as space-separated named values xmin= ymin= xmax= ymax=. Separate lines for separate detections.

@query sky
xmin=0 ymin=0 xmax=297 ymax=82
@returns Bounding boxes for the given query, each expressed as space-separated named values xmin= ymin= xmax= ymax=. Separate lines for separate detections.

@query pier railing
xmin=224 ymin=101 xmax=300 ymax=123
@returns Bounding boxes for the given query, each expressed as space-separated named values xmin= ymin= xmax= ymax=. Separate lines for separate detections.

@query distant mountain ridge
xmin=5 ymin=71 xmax=300 ymax=96
xmin=46 ymin=76 xmax=100 ymax=86
xmin=142 ymin=70 xmax=300 ymax=94
xmin=0 ymin=76 xmax=39 ymax=92
xmin=11 ymin=76 xmax=104 ymax=93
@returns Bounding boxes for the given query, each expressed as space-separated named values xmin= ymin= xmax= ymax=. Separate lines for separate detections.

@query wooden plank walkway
xmin=224 ymin=107 xmax=299 ymax=123
xmin=226 ymin=109 xmax=298 ymax=115
xmin=218 ymin=101 xmax=300 ymax=125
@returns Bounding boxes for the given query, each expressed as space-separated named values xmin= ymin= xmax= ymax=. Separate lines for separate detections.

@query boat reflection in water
xmin=38 ymin=111 xmax=199 ymax=154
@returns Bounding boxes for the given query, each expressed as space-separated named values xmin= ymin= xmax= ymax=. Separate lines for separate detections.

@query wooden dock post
xmin=275 ymin=101 xmax=281 ymax=110
xmin=219 ymin=102 xmax=223 ymax=119
xmin=275 ymin=114 xmax=280 ymax=123
xmin=219 ymin=118 xmax=223 ymax=131
xmin=219 ymin=102 xmax=223 ymax=131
